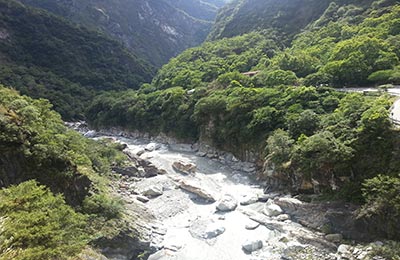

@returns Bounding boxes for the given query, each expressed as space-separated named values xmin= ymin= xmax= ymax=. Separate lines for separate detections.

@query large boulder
xmin=172 ymin=161 xmax=196 ymax=175
xmin=242 ymin=239 xmax=263 ymax=253
xmin=179 ymin=180 xmax=215 ymax=202
xmin=204 ymin=223 xmax=225 ymax=239
xmin=216 ymin=194 xmax=238 ymax=212
xmin=83 ymin=130 xmax=97 ymax=137
xmin=275 ymin=197 xmax=303 ymax=213
xmin=142 ymin=185 xmax=163 ymax=198
xmin=240 ymin=194 xmax=258 ymax=206
xmin=263 ymin=202 xmax=283 ymax=217
xmin=145 ymin=142 xmax=161 ymax=152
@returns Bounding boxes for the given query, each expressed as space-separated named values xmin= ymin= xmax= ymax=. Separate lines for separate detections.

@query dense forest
xmin=18 ymin=0 xmax=222 ymax=67
xmin=0 ymin=0 xmax=154 ymax=120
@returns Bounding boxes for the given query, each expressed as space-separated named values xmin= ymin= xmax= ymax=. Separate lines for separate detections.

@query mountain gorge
xmin=19 ymin=0 xmax=225 ymax=67
xmin=87 ymin=0 xmax=400 ymax=241
xmin=1 ymin=0 xmax=400 ymax=259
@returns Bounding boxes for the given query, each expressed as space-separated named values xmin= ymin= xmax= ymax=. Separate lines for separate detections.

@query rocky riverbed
xmin=68 ymin=123 xmax=391 ymax=260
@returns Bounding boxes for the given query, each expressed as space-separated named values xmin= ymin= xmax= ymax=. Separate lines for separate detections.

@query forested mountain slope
xmin=19 ymin=0 xmax=227 ymax=67
xmin=208 ymin=0 xmax=381 ymax=42
xmin=0 ymin=0 xmax=154 ymax=119
xmin=86 ymin=0 xmax=400 ymax=240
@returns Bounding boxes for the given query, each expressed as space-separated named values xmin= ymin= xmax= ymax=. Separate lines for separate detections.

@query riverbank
xmin=66 ymin=123 xmax=398 ymax=260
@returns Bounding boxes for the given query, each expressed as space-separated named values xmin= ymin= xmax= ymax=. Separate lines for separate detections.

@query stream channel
xmin=88 ymin=132 xmax=341 ymax=260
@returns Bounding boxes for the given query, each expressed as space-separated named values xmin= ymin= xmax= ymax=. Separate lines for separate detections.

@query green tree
xmin=0 ymin=180 xmax=88 ymax=260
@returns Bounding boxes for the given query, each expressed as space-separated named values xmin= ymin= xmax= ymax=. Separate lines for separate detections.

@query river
xmin=94 ymin=134 xmax=340 ymax=260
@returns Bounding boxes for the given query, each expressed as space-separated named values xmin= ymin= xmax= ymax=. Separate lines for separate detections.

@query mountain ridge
xmin=19 ymin=0 xmax=227 ymax=67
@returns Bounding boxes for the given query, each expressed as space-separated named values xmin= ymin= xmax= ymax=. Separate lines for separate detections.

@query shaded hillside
xmin=0 ymin=0 xmax=154 ymax=119
xmin=19 ymin=0 xmax=226 ymax=67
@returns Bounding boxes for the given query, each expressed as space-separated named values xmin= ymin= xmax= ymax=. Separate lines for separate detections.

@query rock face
xmin=172 ymin=161 xmax=196 ymax=175
xmin=242 ymin=239 xmax=263 ymax=253
xmin=178 ymin=180 xmax=216 ymax=202
xmin=216 ymin=194 xmax=238 ymax=212
xmin=263 ymin=202 xmax=283 ymax=217
xmin=274 ymin=197 xmax=379 ymax=241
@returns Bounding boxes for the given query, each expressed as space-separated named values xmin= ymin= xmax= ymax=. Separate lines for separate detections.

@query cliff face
xmin=19 ymin=0 xmax=225 ymax=66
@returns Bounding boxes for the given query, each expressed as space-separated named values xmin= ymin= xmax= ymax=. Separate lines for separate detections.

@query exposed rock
xmin=84 ymin=130 xmax=97 ymax=137
xmin=153 ymin=227 xmax=167 ymax=236
xmin=145 ymin=142 xmax=161 ymax=152
xmin=248 ymin=213 xmax=269 ymax=226
xmin=142 ymin=185 xmax=163 ymax=198
xmin=148 ymin=249 xmax=172 ymax=260
xmin=196 ymin=151 xmax=207 ymax=157
xmin=112 ymin=166 xmax=138 ymax=177
xmin=276 ymin=214 xmax=290 ymax=221
xmin=189 ymin=218 xmax=225 ymax=240
xmin=179 ymin=180 xmax=215 ymax=202
xmin=263 ymin=202 xmax=283 ymax=217
xmin=275 ymin=197 xmax=303 ymax=212
xmin=242 ymin=239 xmax=263 ymax=253
xmin=204 ymin=223 xmax=226 ymax=239
xmin=187 ymin=89 xmax=196 ymax=95
xmin=78 ymin=247 xmax=109 ymax=260
xmin=337 ymin=244 xmax=351 ymax=255
xmin=216 ymin=194 xmax=238 ymax=212
xmin=136 ymin=148 xmax=146 ymax=156
xmin=325 ymin=233 xmax=343 ymax=243
xmin=336 ymin=244 xmax=353 ymax=260
xmin=240 ymin=194 xmax=258 ymax=206
xmin=172 ymin=161 xmax=196 ymax=175
xmin=136 ymin=195 xmax=150 ymax=203
xmin=245 ymin=220 xmax=260 ymax=230
xmin=169 ymin=143 xmax=197 ymax=152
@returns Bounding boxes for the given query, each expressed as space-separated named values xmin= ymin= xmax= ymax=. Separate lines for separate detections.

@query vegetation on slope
xmin=18 ymin=0 xmax=220 ymax=67
xmin=86 ymin=0 xmax=400 ymax=239
xmin=153 ymin=1 xmax=400 ymax=90
xmin=208 ymin=0 xmax=380 ymax=42
xmin=0 ymin=85 xmax=129 ymax=258
xmin=0 ymin=0 xmax=154 ymax=120
xmin=0 ymin=181 xmax=88 ymax=260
